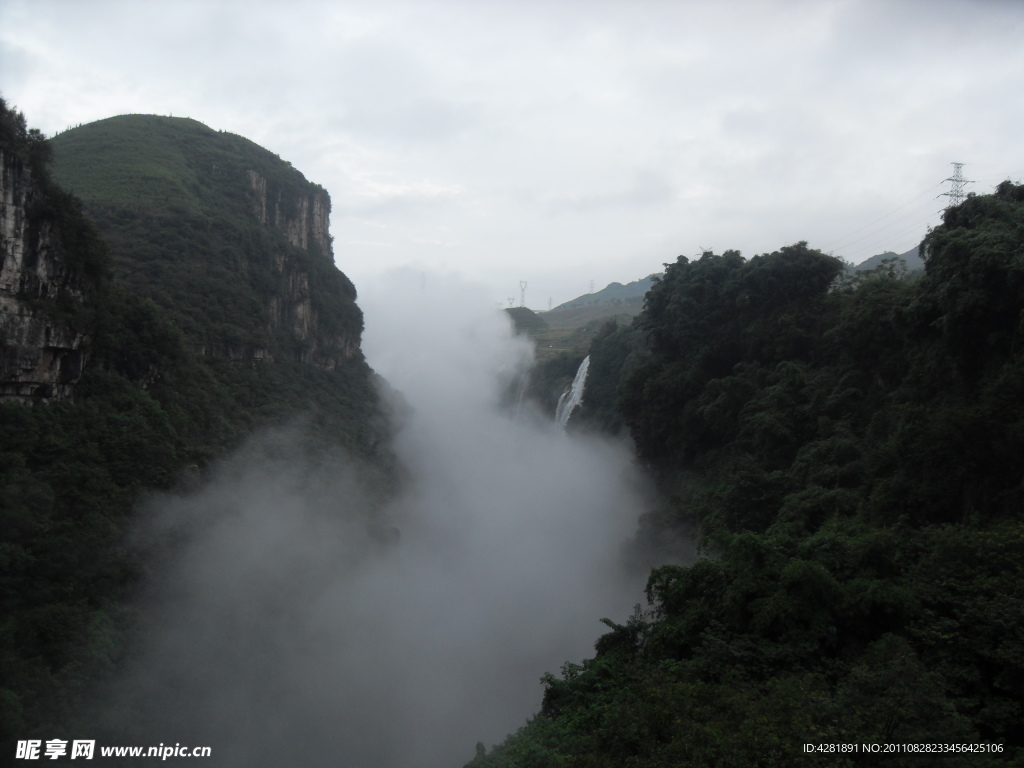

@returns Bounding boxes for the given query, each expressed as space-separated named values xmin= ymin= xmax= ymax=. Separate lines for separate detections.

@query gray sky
xmin=3 ymin=0 xmax=1023 ymax=308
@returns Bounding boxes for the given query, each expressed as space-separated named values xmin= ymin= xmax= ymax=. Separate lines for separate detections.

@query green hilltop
xmin=49 ymin=115 xmax=360 ymax=364
xmin=51 ymin=114 xmax=311 ymax=216
xmin=1 ymin=105 xmax=392 ymax=744
xmin=506 ymin=278 xmax=657 ymax=364
xmin=552 ymin=273 xmax=660 ymax=312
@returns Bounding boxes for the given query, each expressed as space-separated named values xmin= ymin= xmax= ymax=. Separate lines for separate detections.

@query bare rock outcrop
xmin=0 ymin=147 xmax=90 ymax=401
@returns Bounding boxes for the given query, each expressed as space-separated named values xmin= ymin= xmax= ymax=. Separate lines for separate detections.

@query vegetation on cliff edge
xmin=468 ymin=183 xmax=1024 ymax=767
xmin=0 ymin=102 xmax=393 ymax=748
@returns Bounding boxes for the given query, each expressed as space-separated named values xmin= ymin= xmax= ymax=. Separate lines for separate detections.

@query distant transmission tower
xmin=507 ymin=297 xmax=515 ymax=308
xmin=942 ymin=162 xmax=974 ymax=209
xmin=589 ymin=279 xmax=595 ymax=294
xmin=519 ymin=281 xmax=527 ymax=307
xmin=548 ymin=296 xmax=552 ymax=311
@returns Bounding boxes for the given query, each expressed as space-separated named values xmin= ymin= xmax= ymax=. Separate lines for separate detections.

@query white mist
xmin=100 ymin=268 xmax=650 ymax=768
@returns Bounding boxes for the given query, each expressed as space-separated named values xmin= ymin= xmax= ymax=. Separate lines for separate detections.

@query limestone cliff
xmin=246 ymin=169 xmax=331 ymax=253
xmin=245 ymin=168 xmax=356 ymax=369
xmin=49 ymin=115 xmax=362 ymax=372
xmin=0 ymin=129 xmax=96 ymax=401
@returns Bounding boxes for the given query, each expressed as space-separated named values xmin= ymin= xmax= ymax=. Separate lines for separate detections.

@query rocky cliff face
xmin=48 ymin=114 xmax=363 ymax=374
xmin=0 ymin=147 xmax=90 ymax=401
xmin=246 ymin=169 xmax=331 ymax=253
xmin=246 ymin=169 xmax=357 ymax=370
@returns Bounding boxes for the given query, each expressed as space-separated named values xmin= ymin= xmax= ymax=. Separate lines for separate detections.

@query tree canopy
xmin=468 ymin=183 xmax=1024 ymax=767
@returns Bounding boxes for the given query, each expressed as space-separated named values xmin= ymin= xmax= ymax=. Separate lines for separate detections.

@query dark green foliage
xmin=0 ymin=97 xmax=52 ymax=182
xmin=572 ymin=319 xmax=647 ymax=435
xmin=621 ymin=243 xmax=845 ymax=465
xmin=505 ymin=306 xmax=549 ymax=334
xmin=525 ymin=351 xmax=587 ymax=417
xmin=470 ymin=187 xmax=1024 ymax=767
xmin=1 ymin=104 xmax=393 ymax=751
xmin=0 ymin=97 xmax=110 ymax=323
xmin=49 ymin=114 xmax=361 ymax=365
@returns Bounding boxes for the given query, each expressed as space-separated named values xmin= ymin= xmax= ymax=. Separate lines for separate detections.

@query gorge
xmin=0 ymin=103 xmax=656 ymax=767
xmin=4 ymin=97 xmax=1024 ymax=767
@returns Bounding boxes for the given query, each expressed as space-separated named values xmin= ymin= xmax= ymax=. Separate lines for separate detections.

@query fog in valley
xmin=92 ymin=270 xmax=654 ymax=768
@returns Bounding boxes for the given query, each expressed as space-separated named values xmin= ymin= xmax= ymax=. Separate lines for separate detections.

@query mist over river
xmin=92 ymin=269 xmax=650 ymax=768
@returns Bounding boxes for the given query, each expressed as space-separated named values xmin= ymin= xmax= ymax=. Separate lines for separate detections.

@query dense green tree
xmin=469 ymin=186 xmax=1024 ymax=767
xmin=0 ymin=102 xmax=394 ymax=749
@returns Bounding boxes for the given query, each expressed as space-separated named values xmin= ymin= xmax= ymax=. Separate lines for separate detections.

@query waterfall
xmin=513 ymin=369 xmax=530 ymax=418
xmin=555 ymin=355 xmax=590 ymax=428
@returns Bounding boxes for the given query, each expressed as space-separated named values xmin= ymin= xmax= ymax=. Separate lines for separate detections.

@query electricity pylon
xmin=942 ymin=162 xmax=974 ymax=209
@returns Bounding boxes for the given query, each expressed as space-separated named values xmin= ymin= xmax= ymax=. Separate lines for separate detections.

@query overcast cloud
xmin=2 ymin=0 xmax=1023 ymax=306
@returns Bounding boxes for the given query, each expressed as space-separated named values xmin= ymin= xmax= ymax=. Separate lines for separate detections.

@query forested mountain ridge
xmin=552 ymin=274 xmax=661 ymax=312
xmin=468 ymin=183 xmax=1024 ymax=767
xmin=49 ymin=113 xmax=361 ymax=370
xmin=0 ymin=101 xmax=392 ymax=750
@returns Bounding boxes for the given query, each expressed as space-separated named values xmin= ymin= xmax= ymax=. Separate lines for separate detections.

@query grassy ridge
xmin=51 ymin=115 xmax=314 ymax=217
xmin=52 ymin=116 xmax=210 ymax=214
xmin=50 ymin=115 xmax=359 ymax=364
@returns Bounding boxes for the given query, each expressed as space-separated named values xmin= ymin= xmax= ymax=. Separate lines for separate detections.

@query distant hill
xmin=552 ymin=273 xmax=661 ymax=311
xmin=519 ymin=273 xmax=657 ymax=358
xmin=542 ymin=303 xmax=642 ymax=329
xmin=518 ymin=297 xmax=644 ymax=361
xmin=504 ymin=306 xmax=548 ymax=334
xmin=853 ymin=245 xmax=923 ymax=273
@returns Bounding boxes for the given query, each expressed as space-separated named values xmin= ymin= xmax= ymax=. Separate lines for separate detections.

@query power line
xmin=819 ymin=167 xmax=1020 ymax=264
xmin=828 ymin=196 xmax=942 ymax=255
xmin=842 ymin=213 xmax=940 ymax=263
xmin=819 ymin=182 xmax=943 ymax=253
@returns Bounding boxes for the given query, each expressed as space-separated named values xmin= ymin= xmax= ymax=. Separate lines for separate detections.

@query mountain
xmin=551 ymin=273 xmax=660 ymax=312
xmin=504 ymin=305 xmax=548 ymax=334
xmin=509 ymin=274 xmax=658 ymax=364
xmin=853 ymin=244 xmax=923 ymax=273
xmin=1 ymin=103 xmax=392 ymax=745
xmin=49 ymin=114 xmax=360 ymax=369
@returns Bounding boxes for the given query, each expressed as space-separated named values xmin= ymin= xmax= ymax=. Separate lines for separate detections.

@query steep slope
xmin=0 ymin=102 xmax=106 ymax=401
xmin=504 ymin=305 xmax=549 ymax=334
xmin=50 ymin=114 xmax=359 ymax=369
xmin=1 ymin=104 xmax=392 ymax=747
xmin=470 ymin=188 xmax=1024 ymax=766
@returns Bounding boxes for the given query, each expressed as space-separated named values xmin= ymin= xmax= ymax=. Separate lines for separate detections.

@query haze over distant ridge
xmin=3 ymin=0 xmax=1023 ymax=304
